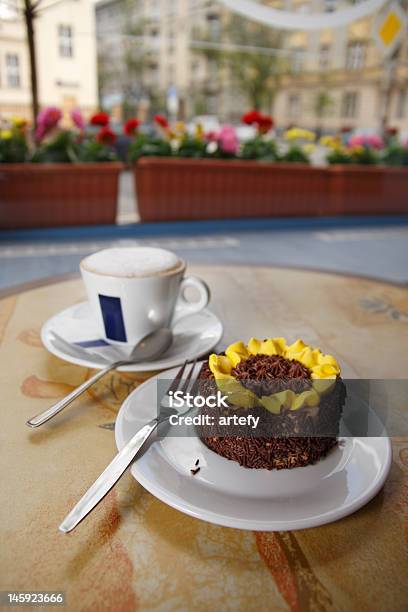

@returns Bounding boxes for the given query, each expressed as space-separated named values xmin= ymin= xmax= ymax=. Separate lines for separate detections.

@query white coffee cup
xmin=80 ymin=247 xmax=210 ymax=346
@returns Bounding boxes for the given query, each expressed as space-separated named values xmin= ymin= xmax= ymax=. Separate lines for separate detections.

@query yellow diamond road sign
xmin=380 ymin=12 xmax=402 ymax=45
xmin=374 ymin=3 xmax=407 ymax=56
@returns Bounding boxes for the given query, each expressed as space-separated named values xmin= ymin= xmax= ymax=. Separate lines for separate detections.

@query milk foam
xmin=81 ymin=247 xmax=183 ymax=278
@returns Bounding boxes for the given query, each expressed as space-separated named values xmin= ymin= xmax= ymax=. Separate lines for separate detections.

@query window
xmin=341 ymin=91 xmax=359 ymax=118
xmin=288 ymin=93 xmax=301 ymax=118
xmin=319 ymin=45 xmax=330 ymax=71
xmin=168 ymin=28 xmax=175 ymax=53
xmin=149 ymin=63 xmax=159 ymax=84
xmin=396 ymin=89 xmax=407 ymax=119
xmin=0 ymin=0 xmax=18 ymax=19
xmin=346 ymin=41 xmax=365 ymax=70
xmin=208 ymin=58 xmax=218 ymax=75
xmin=168 ymin=64 xmax=175 ymax=84
xmin=324 ymin=0 xmax=336 ymax=12
xmin=191 ymin=59 xmax=199 ymax=79
xmin=6 ymin=53 xmax=20 ymax=88
xmin=207 ymin=13 xmax=220 ymax=39
xmin=207 ymin=94 xmax=217 ymax=114
xmin=292 ymin=48 xmax=304 ymax=73
xmin=168 ymin=0 xmax=177 ymax=14
xmin=58 ymin=24 xmax=73 ymax=58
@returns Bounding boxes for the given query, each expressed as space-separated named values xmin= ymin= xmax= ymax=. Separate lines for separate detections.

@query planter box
xmin=135 ymin=157 xmax=328 ymax=221
xmin=0 ymin=162 xmax=123 ymax=229
xmin=328 ymin=165 xmax=408 ymax=215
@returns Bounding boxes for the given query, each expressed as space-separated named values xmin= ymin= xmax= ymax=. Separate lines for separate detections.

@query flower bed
xmin=2 ymin=109 xmax=408 ymax=226
xmin=328 ymin=166 xmax=408 ymax=215
xmin=0 ymin=109 xmax=123 ymax=229
xmin=0 ymin=162 xmax=122 ymax=229
xmin=132 ymin=111 xmax=325 ymax=221
xmin=135 ymin=157 xmax=328 ymax=221
xmin=131 ymin=113 xmax=407 ymax=221
xmin=323 ymin=132 xmax=408 ymax=215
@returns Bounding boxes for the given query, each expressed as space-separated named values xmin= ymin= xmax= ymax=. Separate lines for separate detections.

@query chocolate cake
xmin=197 ymin=338 xmax=346 ymax=470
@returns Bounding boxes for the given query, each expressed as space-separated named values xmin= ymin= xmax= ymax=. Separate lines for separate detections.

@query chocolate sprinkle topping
xmin=202 ymin=436 xmax=337 ymax=470
xmin=232 ymin=354 xmax=312 ymax=396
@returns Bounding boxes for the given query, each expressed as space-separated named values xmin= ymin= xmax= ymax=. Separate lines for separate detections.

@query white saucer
xmin=115 ymin=365 xmax=392 ymax=531
xmin=41 ymin=302 xmax=223 ymax=372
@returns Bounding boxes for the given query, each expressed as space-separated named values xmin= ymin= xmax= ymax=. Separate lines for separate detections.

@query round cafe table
xmin=0 ymin=265 xmax=407 ymax=612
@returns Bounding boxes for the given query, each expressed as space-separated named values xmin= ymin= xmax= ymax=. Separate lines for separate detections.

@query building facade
xmin=95 ymin=0 xmax=226 ymax=121
xmin=94 ymin=0 xmax=408 ymax=133
xmin=0 ymin=0 xmax=98 ymax=122
xmin=272 ymin=0 xmax=408 ymax=135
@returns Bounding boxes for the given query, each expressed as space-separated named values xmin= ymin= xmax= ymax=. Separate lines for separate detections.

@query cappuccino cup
xmin=80 ymin=247 xmax=210 ymax=346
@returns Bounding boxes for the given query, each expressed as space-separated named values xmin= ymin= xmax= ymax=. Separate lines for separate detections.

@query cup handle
xmin=172 ymin=276 xmax=210 ymax=324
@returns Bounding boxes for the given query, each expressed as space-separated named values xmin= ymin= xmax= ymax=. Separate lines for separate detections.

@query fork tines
xmin=165 ymin=359 xmax=198 ymax=398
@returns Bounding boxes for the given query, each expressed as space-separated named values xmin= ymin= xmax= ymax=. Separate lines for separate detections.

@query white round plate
xmin=115 ymin=365 xmax=392 ymax=531
xmin=41 ymin=302 xmax=223 ymax=372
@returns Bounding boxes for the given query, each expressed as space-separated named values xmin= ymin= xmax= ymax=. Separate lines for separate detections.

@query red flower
xmin=257 ymin=114 xmax=274 ymax=134
xmin=90 ymin=112 xmax=110 ymax=127
xmin=205 ymin=131 xmax=218 ymax=142
xmin=96 ymin=126 xmax=116 ymax=145
xmin=241 ymin=110 xmax=274 ymax=134
xmin=154 ymin=114 xmax=169 ymax=129
xmin=241 ymin=110 xmax=262 ymax=125
xmin=124 ymin=118 xmax=140 ymax=136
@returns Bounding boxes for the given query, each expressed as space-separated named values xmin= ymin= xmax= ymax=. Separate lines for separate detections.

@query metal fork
xmin=59 ymin=359 xmax=199 ymax=533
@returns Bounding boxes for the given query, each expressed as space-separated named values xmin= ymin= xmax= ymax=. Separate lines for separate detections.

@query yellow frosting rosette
xmin=209 ymin=338 xmax=340 ymax=414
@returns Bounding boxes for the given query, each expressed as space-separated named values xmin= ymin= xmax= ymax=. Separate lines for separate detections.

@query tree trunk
xmin=24 ymin=0 xmax=39 ymax=130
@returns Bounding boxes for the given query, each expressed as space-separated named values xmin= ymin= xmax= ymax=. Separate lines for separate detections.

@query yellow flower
xmin=0 ymin=130 xmax=13 ymax=140
xmin=194 ymin=122 xmax=205 ymax=140
xmin=209 ymin=338 xmax=340 ymax=414
xmin=11 ymin=116 xmax=27 ymax=128
xmin=173 ymin=121 xmax=186 ymax=136
xmin=319 ymin=135 xmax=341 ymax=149
xmin=303 ymin=143 xmax=316 ymax=154
xmin=284 ymin=127 xmax=315 ymax=142
xmin=350 ymin=145 xmax=364 ymax=155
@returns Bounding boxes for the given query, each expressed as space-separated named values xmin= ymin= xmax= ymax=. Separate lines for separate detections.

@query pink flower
xmin=36 ymin=106 xmax=62 ymax=141
xmin=71 ymin=108 xmax=85 ymax=130
xmin=366 ymin=134 xmax=383 ymax=150
xmin=348 ymin=134 xmax=384 ymax=150
xmin=404 ymin=138 xmax=408 ymax=149
xmin=218 ymin=125 xmax=239 ymax=155
xmin=348 ymin=135 xmax=365 ymax=148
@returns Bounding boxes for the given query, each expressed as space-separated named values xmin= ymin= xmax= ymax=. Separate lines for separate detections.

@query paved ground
xmin=1 ymin=224 xmax=407 ymax=291
xmin=1 ymin=171 xmax=407 ymax=290
xmin=117 ymin=170 xmax=139 ymax=224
